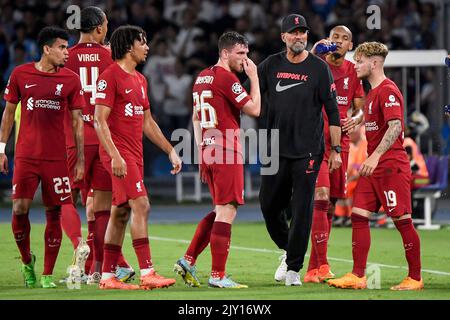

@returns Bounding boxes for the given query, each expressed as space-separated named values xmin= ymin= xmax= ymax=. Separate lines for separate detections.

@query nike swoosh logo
xmin=306 ymin=170 xmax=314 ymax=174
xmin=275 ymin=81 xmax=304 ymax=92
xmin=60 ymin=195 xmax=71 ymax=201
xmin=316 ymin=238 xmax=327 ymax=243
xmin=25 ymin=84 xmax=37 ymax=88
xmin=125 ymin=89 xmax=133 ymax=94
xmin=388 ymin=207 xmax=395 ymax=212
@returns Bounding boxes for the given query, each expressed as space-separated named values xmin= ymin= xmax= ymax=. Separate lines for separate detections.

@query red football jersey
xmin=95 ymin=63 xmax=150 ymax=164
xmin=323 ymin=59 xmax=365 ymax=153
xmin=364 ymin=78 xmax=409 ymax=171
xmin=64 ymin=43 xmax=113 ymax=148
xmin=4 ymin=63 xmax=84 ymax=160
xmin=193 ymin=66 xmax=251 ymax=154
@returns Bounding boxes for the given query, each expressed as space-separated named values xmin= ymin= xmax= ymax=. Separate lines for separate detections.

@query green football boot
xmin=20 ymin=253 xmax=37 ymax=288
xmin=40 ymin=275 xmax=57 ymax=288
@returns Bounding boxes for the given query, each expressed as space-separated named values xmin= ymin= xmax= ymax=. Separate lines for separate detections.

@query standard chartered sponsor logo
xmin=27 ymin=97 xmax=34 ymax=110
xmin=336 ymin=96 xmax=348 ymax=105
xmin=27 ymin=97 xmax=61 ymax=111
xmin=124 ymin=103 xmax=144 ymax=116
xmin=365 ymin=121 xmax=379 ymax=132
xmin=125 ymin=103 xmax=134 ymax=117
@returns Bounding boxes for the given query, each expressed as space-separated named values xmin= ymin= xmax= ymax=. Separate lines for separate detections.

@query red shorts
xmin=352 ymin=166 xmax=412 ymax=217
xmin=202 ymin=148 xmax=244 ymax=206
xmin=67 ymin=145 xmax=111 ymax=192
xmin=12 ymin=158 xmax=72 ymax=206
xmin=316 ymin=151 xmax=349 ymax=199
xmin=103 ymin=158 xmax=147 ymax=206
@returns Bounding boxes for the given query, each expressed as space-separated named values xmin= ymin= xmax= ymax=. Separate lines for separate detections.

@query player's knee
xmin=12 ymin=201 xmax=30 ymax=215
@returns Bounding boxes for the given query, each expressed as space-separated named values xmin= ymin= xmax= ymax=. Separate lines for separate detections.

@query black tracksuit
xmin=256 ymin=51 xmax=340 ymax=272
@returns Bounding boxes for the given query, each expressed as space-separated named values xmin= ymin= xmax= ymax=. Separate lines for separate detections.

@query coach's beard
xmin=290 ymin=41 xmax=306 ymax=55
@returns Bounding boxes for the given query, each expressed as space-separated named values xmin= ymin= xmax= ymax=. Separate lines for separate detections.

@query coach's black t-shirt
xmin=255 ymin=51 xmax=340 ymax=159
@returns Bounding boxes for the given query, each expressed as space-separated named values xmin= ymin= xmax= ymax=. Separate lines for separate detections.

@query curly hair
xmin=354 ymin=41 xmax=388 ymax=59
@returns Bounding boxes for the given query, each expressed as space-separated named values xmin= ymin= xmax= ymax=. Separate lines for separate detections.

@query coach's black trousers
xmin=259 ymin=155 xmax=321 ymax=272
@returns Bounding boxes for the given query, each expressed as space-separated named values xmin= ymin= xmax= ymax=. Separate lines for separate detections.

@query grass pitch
xmin=0 ymin=222 xmax=449 ymax=300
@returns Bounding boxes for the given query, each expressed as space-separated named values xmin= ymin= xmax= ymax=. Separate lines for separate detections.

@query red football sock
xmin=185 ymin=211 xmax=216 ymax=265
xmin=84 ymin=220 xmax=95 ymax=274
xmin=102 ymin=243 xmax=121 ymax=274
xmin=12 ymin=212 xmax=31 ymax=264
xmin=43 ymin=209 xmax=62 ymax=275
xmin=117 ymin=252 xmax=131 ymax=268
xmin=327 ymin=202 xmax=334 ymax=236
xmin=210 ymin=221 xmax=231 ymax=279
xmin=93 ymin=210 xmax=110 ymax=266
xmin=310 ymin=200 xmax=330 ymax=268
xmin=60 ymin=204 xmax=82 ymax=249
xmin=394 ymin=218 xmax=421 ymax=281
xmin=351 ymin=213 xmax=371 ymax=278
xmin=132 ymin=238 xmax=153 ymax=270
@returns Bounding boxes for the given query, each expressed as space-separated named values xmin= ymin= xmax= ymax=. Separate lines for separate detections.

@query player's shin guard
xmin=210 ymin=221 xmax=231 ymax=279
xmin=12 ymin=211 xmax=32 ymax=264
xmin=60 ymin=204 xmax=82 ymax=249
xmin=185 ymin=211 xmax=216 ymax=265
xmin=351 ymin=214 xmax=371 ymax=278
xmin=43 ymin=210 xmax=62 ymax=275
xmin=394 ymin=218 xmax=421 ymax=281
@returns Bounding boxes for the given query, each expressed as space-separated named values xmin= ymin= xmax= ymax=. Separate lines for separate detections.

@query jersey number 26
xmin=193 ymin=90 xmax=217 ymax=129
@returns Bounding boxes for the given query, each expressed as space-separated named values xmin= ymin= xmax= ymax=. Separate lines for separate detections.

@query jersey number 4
xmin=193 ymin=90 xmax=217 ymax=129
xmin=79 ymin=66 xmax=99 ymax=105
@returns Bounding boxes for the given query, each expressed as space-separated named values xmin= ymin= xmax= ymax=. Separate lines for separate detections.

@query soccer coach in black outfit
xmin=257 ymin=14 xmax=342 ymax=286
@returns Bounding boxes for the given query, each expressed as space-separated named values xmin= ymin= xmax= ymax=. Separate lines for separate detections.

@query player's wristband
xmin=0 ymin=142 xmax=6 ymax=154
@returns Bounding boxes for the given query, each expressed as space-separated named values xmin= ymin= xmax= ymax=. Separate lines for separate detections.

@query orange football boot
xmin=99 ymin=277 xmax=140 ymax=290
xmin=140 ymin=269 xmax=176 ymax=289
xmin=390 ymin=277 xmax=424 ymax=291
xmin=328 ymin=273 xmax=367 ymax=289
xmin=303 ymin=269 xmax=320 ymax=283
xmin=318 ymin=264 xmax=335 ymax=282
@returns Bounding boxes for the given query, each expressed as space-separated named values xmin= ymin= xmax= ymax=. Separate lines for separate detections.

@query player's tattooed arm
xmin=71 ymin=109 xmax=85 ymax=182
xmin=374 ymin=119 xmax=402 ymax=156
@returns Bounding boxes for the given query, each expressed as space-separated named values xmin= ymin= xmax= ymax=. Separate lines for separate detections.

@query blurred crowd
xmin=0 ymin=0 xmax=443 ymax=176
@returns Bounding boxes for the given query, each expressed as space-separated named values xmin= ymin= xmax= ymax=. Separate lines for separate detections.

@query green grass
xmin=0 ymin=222 xmax=449 ymax=300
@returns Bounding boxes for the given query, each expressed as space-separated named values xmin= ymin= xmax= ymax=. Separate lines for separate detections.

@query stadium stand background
xmin=0 ymin=0 xmax=448 ymax=199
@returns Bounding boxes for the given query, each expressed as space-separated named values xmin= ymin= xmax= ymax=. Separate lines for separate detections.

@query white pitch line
xmin=81 ymin=229 xmax=450 ymax=277
xmin=148 ymin=236 xmax=450 ymax=277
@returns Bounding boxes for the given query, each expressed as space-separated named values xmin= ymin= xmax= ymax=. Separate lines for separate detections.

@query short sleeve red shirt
xmin=95 ymin=63 xmax=150 ymax=164
xmin=193 ymin=66 xmax=251 ymax=154
xmin=4 ymin=63 xmax=84 ymax=160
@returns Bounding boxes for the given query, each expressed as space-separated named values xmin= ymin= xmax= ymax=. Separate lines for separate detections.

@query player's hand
xmin=73 ymin=159 xmax=84 ymax=183
xmin=359 ymin=154 xmax=380 ymax=176
xmin=0 ymin=154 xmax=8 ymax=175
xmin=112 ymin=155 xmax=127 ymax=179
xmin=342 ymin=116 xmax=359 ymax=135
xmin=311 ymin=39 xmax=333 ymax=55
xmin=328 ymin=150 xmax=342 ymax=172
xmin=243 ymin=58 xmax=258 ymax=80
xmin=169 ymin=148 xmax=182 ymax=175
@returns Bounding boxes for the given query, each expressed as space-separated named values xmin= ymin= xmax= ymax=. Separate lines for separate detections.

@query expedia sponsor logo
xmin=336 ymin=95 xmax=348 ymax=105
xmin=195 ymin=76 xmax=214 ymax=84
xmin=385 ymin=94 xmax=400 ymax=107
xmin=27 ymin=97 xmax=61 ymax=111
xmin=202 ymin=136 xmax=216 ymax=146
xmin=82 ymin=114 xmax=93 ymax=122
xmin=365 ymin=121 xmax=379 ymax=132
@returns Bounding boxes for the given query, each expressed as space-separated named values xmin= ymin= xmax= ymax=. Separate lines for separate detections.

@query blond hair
xmin=354 ymin=41 xmax=388 ymax=60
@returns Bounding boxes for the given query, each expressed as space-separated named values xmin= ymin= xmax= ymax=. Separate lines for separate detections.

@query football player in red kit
xmin=95 ymin=25 xmax=182 ymax=290
xmin=305 ymin=26 xmax=365 ymax=283
xmin=63 ymin=6 xmax=133 ymax=285
xmin=328 ymin=42 xmax=423 ymax=291
xmin=173 ymin=31 xmax=260 ymax=288
xmin=0 ymin=27 xmax=85 ymax=288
